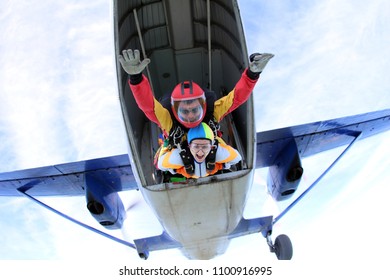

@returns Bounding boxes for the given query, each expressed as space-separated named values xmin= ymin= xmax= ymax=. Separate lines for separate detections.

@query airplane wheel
xmin=274 ymin=234 xmax=293 ymax=260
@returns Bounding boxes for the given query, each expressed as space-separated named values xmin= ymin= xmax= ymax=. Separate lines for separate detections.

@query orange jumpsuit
xmin=157 ymin=137 xmax=242 ymax=178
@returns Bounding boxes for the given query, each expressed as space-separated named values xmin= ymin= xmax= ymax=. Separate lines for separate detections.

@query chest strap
xmin=179 ymin=146 xmax=194 ymax=176
xmin=205 ymin=139 xmax=218 ymax=172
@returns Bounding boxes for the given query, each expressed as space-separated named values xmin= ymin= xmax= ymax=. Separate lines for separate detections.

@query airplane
xmin=1 ymin=0 xmax=390 ymax=260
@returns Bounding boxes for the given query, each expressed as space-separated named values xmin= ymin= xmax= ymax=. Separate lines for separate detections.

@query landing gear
xmin=266 ymin=232 xmax=293 ymax=260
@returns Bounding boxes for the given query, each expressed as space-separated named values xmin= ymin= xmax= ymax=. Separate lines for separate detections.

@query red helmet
xmin=171 ymin=81 xmax=206 ymax=128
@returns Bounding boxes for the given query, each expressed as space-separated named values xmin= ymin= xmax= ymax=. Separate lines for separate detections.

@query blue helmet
xmin=187 ymin=122 xmax=214 ymax=143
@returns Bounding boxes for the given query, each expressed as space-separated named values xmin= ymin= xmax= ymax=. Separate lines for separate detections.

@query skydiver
xmin=118 ymin=49 xmax=274 ymax=148
xmin=157 ymin=122 xmax=242 ymax=178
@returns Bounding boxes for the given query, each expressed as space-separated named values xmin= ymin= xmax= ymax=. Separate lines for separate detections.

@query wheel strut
xmin=266 ymin=231 xmax=276 ymax=253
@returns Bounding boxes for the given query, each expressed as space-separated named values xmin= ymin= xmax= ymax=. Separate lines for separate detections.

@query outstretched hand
xmin=249 ymin=53 xmax=274 ymax=73
xmin=118 ymin=49 xmax=151 ymax=75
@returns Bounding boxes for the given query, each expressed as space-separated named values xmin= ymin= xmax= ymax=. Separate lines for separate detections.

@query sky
xmin=0 ymin=0 xmax=390 ymax=278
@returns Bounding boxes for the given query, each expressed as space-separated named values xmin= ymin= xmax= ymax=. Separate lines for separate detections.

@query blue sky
xmin=0 ymin=0 xmax=390 ymax=277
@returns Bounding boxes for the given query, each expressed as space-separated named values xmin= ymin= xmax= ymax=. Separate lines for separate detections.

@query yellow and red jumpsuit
xmin=127 ymin=69 xmax=260 ymax=137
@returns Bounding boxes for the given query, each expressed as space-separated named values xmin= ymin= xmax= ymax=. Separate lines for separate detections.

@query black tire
xmin=274 ymin=234 xmax=293 ymax=260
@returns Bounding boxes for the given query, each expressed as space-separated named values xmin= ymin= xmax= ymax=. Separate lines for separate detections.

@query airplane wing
xmin=0 ymin=154 xmax=138 ymax=230
xmin=255 ymin=108 xmax=390 ymax=203
xmin=0 ymin=154 xmax=136 ymax=197
xmin=256 ymin=109 xmax=390 ymax=168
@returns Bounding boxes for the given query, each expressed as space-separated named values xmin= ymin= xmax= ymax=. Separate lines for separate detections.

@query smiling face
xmin=189 ymin=139 xmax=212 ymax=163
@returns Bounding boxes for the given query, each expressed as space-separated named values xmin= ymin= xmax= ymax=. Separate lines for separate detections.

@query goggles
xmin=190 ymin=142 xmax=212 ymax=152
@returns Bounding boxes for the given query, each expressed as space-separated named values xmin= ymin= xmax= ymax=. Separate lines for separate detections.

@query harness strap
xmin=179 ymin=146 xmax=195 ymax=176
xmin=205 ymin=139 xmax=219 ymax=172
xmin=207 ymin=118 xmax=220 ymax=138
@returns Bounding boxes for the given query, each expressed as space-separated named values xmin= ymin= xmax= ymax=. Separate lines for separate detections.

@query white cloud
xmin=240 ymin=0 xmax=390 ymax=131
xmin=0 ymin=0 xmax=126 ymax=171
